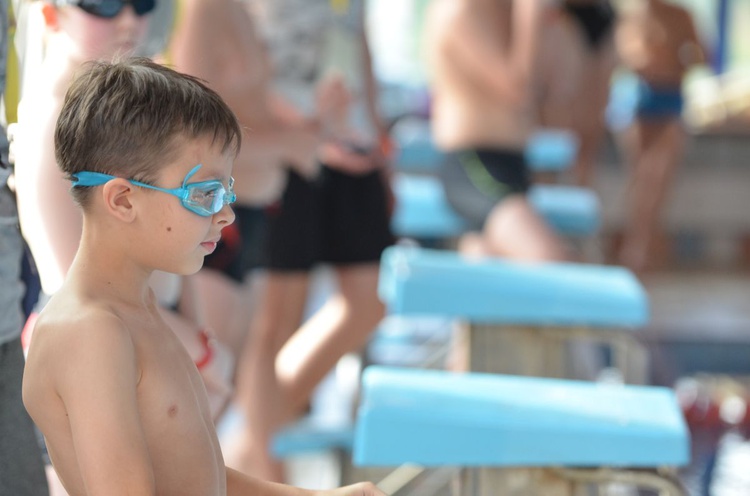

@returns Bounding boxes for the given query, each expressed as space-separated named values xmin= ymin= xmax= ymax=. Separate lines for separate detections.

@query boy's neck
xmin=68 ymin=224 xmax=157 ymax=309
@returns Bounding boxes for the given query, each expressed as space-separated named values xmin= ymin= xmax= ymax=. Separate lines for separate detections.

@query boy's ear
xmin=41 ymin=3 xmax=60 ymax=31
xmin=102 ymin=179 xmax=137 ymax=222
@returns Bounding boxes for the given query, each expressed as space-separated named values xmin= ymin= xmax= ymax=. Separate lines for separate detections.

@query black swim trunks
xmin=261 ymin=165 xmax=395 ymax=272
xmin=563 ymin=0 xmax=616 ymax=51
xmin=439 ymin=148 xmax=531 ymax=230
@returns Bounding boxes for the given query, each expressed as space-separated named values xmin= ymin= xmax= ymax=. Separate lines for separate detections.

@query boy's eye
xmin=191 ymin=187 xmax=218 ymax=201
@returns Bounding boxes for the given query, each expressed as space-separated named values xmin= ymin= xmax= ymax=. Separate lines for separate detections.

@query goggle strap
xmin=71 ymin=171 xmax=117 ymax=187
xmin=182 ymin=164 xmax=203 ymax=187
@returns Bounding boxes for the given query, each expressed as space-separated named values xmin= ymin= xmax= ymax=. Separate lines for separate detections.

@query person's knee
xmin=485 ymin=197 xmax=569 ymax=262
xmin=337 ymin=269 xmax=385 ymax=329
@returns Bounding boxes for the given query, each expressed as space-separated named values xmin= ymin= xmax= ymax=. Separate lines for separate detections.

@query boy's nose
xmin=216 ymin=204 xmax=236 ymax=226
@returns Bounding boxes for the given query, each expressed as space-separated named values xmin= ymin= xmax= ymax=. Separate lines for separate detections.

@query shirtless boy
xmin=21 ymin=57 xmax=383 ymax=496
xmin=426 ymin=0 xmax=568 ymax=260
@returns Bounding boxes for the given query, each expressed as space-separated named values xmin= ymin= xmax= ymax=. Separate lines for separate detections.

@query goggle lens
xmin=73 ymin=0 xmax=156 ymax=18
xmin=183 ymin=179 xmax=236 ymax=217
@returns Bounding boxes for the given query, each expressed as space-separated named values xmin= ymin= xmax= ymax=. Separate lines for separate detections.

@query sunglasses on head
xmin=72 ymin=164 xmax=236 ymax=217
xmin=59 ymin=0 xmax=156 ymax=18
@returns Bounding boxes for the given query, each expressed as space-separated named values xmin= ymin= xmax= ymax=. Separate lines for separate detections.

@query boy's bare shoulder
xmin=27 ymin=295 xmax=137 ymax=385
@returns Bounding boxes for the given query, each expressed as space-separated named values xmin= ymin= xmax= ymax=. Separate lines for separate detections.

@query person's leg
xmin=481 ymin=195 xmax=570 ymax=261
xmin=224 ymin=271 xmax=310 ymax=481
xmin=571 ymin=46 xmax=617 ymax=188
xmin=273 ymin=166 xmax=391 ymax=413
xmin=619 ymin=118 xmax=684 ymax=274
xmin=0 ymin=338 xmax=49 ymax=496
xmin=276 ymin=263 xmax=384 ymax=414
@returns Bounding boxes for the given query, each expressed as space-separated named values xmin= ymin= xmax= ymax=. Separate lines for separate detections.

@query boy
xmin=22 ymin=57 xmax=384 ymax=496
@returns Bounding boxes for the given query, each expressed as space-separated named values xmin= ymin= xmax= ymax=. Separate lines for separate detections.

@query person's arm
xmin=679 ymin=9 xmax=707 ymax=69
xmin=52 ymin=312 xmax=155 ymax=494
xmin=226 ymin=467 xmax=385 ymax=496
xmin=357 ymin=3 xmax=388 ymax=147
xmin=14 ymin=97 xmax=81 ymax=294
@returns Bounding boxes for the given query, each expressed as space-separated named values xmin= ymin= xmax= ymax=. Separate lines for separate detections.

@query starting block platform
xmin=379 ymin=246 xmax=649 ymax=382
xmin=355 ymin=366 xmax=689 ymax=495
xmin=355 ymin=366 xmax=688 ymax=468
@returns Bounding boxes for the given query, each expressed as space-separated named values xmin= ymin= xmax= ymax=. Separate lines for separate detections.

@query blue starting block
xmin=379 ymin=246 xmax=649 ymax=382
xmin=379 ymin=246 xmax=647 ymax=327
xmin=525 ymin=128 xmax=580 ymax=173
xmin=393 ymin=119 xmax=579 ymax=174
xmin=355 ymin=366 xmax=689 ymax=495
xmin=391 ymin=174 xmax=601 ymax=240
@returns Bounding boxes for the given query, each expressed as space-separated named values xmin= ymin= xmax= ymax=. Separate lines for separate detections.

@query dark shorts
xmin=203 ymin=206 xmax=267 ymax=283
xmin=262 ymin=166 xmax=395 ymax=272
xmin=563 ymin=0 xmax=616 ymax=51
xmin=439 ymin=148 xmax=531 ymax=230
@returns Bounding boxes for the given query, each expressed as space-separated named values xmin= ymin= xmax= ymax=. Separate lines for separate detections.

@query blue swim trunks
xmin=635 ymin=79 xmax=684 ymax=120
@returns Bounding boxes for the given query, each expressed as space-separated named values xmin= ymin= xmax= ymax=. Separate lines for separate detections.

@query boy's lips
xmin=201 ymin=238 xmax=220 ymax=253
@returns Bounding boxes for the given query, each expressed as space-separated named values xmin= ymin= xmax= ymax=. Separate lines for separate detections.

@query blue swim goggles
xmin=72 ymin=164 xmax=236 ymax=217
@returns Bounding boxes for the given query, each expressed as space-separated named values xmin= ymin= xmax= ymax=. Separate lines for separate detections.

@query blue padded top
xmin=528 ymin=185 xmax=601 ymax=236
xmin=391 ymin=174 xmax=468 ymax=238
xmin=393 ymin=120 xmax=578 ymax=173
xmin=354 ymin=366 xmax=690 ymax=468
xmin=390 ymin=174 xmax=600 ymax=238
xmin=525 ymin=129 xmax=580 ymax=172
xmin=379 ymin=246 xmax=649 ymax=327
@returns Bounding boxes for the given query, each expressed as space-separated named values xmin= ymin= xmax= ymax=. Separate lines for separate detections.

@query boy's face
xmin=55 ymin=2 xmax=150 ymax=61
xmin=136 ymin=137 xmax=236 ymax=276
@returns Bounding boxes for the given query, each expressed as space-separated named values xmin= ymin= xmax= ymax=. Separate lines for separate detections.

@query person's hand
xmin=315 ymin=72 xmax=351 ymax=141
xmin=316 ymin=481 xmax=387 ymax=496
xmin=317 ymin=141 xmax=385 ymax=176
xmin=283 ymin=125 xmax=323 ymax=179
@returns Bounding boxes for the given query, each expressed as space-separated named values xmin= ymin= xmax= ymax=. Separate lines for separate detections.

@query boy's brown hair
xmin=55 ymin=57 xmax=242 ymax=207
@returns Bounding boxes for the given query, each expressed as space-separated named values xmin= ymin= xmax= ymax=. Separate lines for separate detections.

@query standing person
xmin=0 ymin=0 xmax=49 ymax=493
xmin=13 ymin=0 xmax=234 ymax=425
xmin=537 ymin=0 xmax=618 ymax=187
xmin=166 ymin=0 xmax=337 ymax=359
xmin=426 ymin=0 xmax=569 ymax=260
xmin=223 ymin=0 xmax=394 ymax=481
xmin=615 ymin=0 xmax=706 ymax=274
xmin=22 ymin=56 xmax=385 ymax=496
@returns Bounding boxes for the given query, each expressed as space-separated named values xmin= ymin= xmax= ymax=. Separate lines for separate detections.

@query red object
xmin=194 ymin=329 xmax=214 ymax=371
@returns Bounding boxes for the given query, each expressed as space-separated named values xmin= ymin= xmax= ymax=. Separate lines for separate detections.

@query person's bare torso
xmin=24 ymin=293 xmax=225 ymax=496
xmin=617 ymin=1 xmax=702 ymax=87
xmin=427 ymin=0 xmax=532 ymax=151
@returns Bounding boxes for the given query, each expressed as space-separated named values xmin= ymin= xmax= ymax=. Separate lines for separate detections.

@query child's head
xmin=41 ymin=0 xmax=155 ymax=60
xmin=56 ymin=57 xmax=242 ymax=208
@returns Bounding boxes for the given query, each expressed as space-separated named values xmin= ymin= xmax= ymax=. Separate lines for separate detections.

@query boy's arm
xmin=226 ymin=467 xmax=385 ymax=496
xmin=53 ymin=313 xmax=155 ymax=495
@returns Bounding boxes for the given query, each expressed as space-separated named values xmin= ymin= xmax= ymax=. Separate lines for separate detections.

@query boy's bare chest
xmin=129 ymin=321 xmax=225 ymax=494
